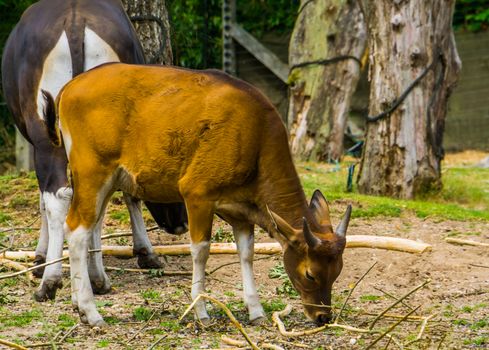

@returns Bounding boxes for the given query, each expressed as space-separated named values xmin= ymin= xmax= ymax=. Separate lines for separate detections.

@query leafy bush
xmin=454 ymin=0 xmax=489 ymax=32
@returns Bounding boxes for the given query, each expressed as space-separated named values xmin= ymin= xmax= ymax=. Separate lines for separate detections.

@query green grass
xmin=0 ymin=163 xmax=487 ymax=228
xmin=97 ymin=339 xmax=110 ymax=348
xmin=0 ymin=212 xmax=11 ymax=223
xmin=133 ymin=306 xmax=153 ymax=321
xmin=108 ymin=210 xmax=129 ymax=224
xmin=160 ymin=320 xmax=183 ymax=332
xmin=262 ymin=299 xmax=287 ymax=313
xmin=359 ymin=294 xmax=382 ymax=302
xmin=57 ymin=314 xmax=76 ymax=329
xmin=141 ymin=289 xmax=160 ymax=300
xmin=0 ymin=309 xmax=42 ymax=328
xmin=298 ymin=163 xmax=489 ymax=221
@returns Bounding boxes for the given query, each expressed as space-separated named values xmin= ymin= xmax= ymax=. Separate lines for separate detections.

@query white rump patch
xmin=84 ymin=27 xmax=120 ymax=71
xmin=37 ymin=31 xmax=73 ymax=120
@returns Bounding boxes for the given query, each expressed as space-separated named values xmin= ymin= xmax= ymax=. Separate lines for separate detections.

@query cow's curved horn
xmin=335 ymin=205 xmax=352 ymax=238
xmin=303 ymin=217 xmax=320 ymax=248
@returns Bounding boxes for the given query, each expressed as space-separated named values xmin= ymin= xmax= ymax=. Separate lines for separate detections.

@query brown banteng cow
xmin=44 ymin=63 xmax=351 ymax=327
xmin=1 ymin=0 xmax=186 ymax=302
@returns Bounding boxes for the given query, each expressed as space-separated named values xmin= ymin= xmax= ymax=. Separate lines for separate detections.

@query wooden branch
xmin=470 ymin=263 xmax=489 ymax=269
xmin=221 ymin=336 xmax=285 ymax=350
xmin=272 ymin=305 xmax=371 ymax=337
xmin=0 ymin=256 xmax=68 ymax=280
xmin=445 ymin=237 xmax=489 ymax=247
xmin=25 ymin=262 xmax=192 ymax=276
xmin=180 ymin=294 xmax=260 ymax=350
xmin=364 ymin=306 xmax=420 ymax=350
xmin=0 ymin=258 xmax=33 ymax=283
xmin=346 ymin=235 xmax=431 ymax=253
xmin=1 ymin=235 xmax=430 ymax=267
xmin=0 ymin=339 xmax=28 ymax=350
xmin=335 ymin=261 xmax=377 ymax=323
xmin=404 ymin=314 xmax=436 ymax=346
xmin=369 ymin=280 xmax=430 ymax=330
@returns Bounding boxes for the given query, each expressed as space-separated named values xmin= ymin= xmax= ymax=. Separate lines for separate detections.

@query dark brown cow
xmin=1 ymin=0 xmax=186 ymax=301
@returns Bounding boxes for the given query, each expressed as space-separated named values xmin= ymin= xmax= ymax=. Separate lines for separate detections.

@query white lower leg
xmin=234 ymin=225 xmax=265 ymax=321
xmin=39 ymin=187 xmax=72 ymax=289
xmin=34 ymin=194 xmax=49 ymax=260
xmin=191 ymin=240 xmax=211 ymax=320
xmin=69 ymin=226 xmax=104 ymax=326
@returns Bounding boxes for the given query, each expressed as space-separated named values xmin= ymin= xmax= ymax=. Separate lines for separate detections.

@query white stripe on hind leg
xmin=233 ymin=224 xmax=265 ymax=323
xmin=191 ymin=241 xmax=211 ymax=321
xmin=68 ymin=225 xmax=105 ymax=326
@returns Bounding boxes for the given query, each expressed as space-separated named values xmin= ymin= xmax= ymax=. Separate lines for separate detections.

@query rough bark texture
xmin=288 ymin=0 xmax=366 ymax=162
xmin=357 ymin=0 xmax=461 ymax=199
xmin=122 ymin=0 xmax=173 ymax=64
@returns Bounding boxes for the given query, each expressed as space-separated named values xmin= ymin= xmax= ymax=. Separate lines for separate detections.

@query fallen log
xmin=1 ymin=235 xmax=431 ymax=261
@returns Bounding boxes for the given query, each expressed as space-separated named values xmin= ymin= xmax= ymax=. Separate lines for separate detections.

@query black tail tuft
xmin=42 ymin=90 xmax=61 ymax=147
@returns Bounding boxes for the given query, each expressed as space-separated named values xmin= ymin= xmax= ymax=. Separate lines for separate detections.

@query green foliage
xmin=212 ymin=227 xmax=234 ymax=242
xmin=359 ymin=294 xmax=382 ymax=302
xmin=133 ymin=306 xmax=153 ymax=321
xmin=109 ymin=209 xmax=129 ymax=224
xmin=148 ymin=269 xmax=166 ymax=278
xmin=454 ymin=0 xmax=489 ymax=32
xmin=0 ymin=309 xmax=42 ymax=328
xmin=268 ymin=262 xmax=299 ymax=298
xmin=237 ymin=0 xmax=299 ymax=38
xmin=262 ymin=299 xmax=286 ymax=313
xmin=57 ymin=314 xmax=76 ymax=329
xmin=0 ymin=212 xmax=11 ymax=223
xmin=141 ymin=289 xmax=160 ymax=300
xmin=168 ymin=0 xmax=299 ymax=69
xmin=160 ymin=319 xmax=182 ymax=332
xmin=168 ymin=0 xmax=222 ymax=69
xmin=97 ymin=339 xmax=110 ymax=348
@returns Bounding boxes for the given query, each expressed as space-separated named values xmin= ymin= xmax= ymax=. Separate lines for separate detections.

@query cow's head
xmin=269 ymin=190 xmax=350 ymax=325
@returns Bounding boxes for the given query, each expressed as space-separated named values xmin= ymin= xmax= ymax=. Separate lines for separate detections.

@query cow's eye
xmin=305 ymin=271 xmax=315 ymax=281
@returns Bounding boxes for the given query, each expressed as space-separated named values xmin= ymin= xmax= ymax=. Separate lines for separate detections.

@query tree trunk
xmin=357 ymin=0 xmax=461 ymax=199
xmin=288 ymin=0 xmax=366 ymax=162
xmin=122 ymin=0 xmax=173 ymax=65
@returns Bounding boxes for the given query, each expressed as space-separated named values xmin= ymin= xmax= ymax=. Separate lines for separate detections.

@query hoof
xmin=34 ymin=279 xmax=62 ymax=302
xmin=91 ymin=279 xmax=112 ymax=295
xmin=250 ymin=316 xmax=267 ymax=326
xmin=137 ymin=253 xmax=163 ymax=269
xmin=198 ymin=317 xmax=212 ymax=326
xmin=32 ymin=255 xmax=46 ymax=278
xmin=79 ymin=310 xmax=106 ymax=327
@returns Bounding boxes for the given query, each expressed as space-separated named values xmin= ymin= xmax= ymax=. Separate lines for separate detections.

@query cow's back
xmin=57 ymin=63 xmax=279 ymax=202
xmin=1 ymin=0 xmax=144 ymax=139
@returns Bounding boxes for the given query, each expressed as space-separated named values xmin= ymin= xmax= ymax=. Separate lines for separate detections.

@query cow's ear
xmin=267 ymin=206 xmax=299 ymax=245
xmin=309 ymin=190 xmax=332 ymax=229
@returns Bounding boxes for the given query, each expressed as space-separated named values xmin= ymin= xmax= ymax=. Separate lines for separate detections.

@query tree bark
xmin=288 ymin=0 xmax=366 ymax=162
xmin=357 ymin=0 xmax=461 ymax=199
xmin=122 ymin=0 xmax=173 ymax=65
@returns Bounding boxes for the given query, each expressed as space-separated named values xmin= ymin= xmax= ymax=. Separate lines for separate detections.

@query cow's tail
xmin=42 ymin=90 xmax=62 ymax=147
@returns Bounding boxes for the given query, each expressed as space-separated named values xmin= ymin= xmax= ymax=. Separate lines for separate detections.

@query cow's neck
xmin=256 ymin=126 xmax=312 ymax=236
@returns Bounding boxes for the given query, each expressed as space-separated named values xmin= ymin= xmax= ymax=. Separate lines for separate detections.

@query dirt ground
xmin=0 ymin=154 xmax=488 ymax=349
